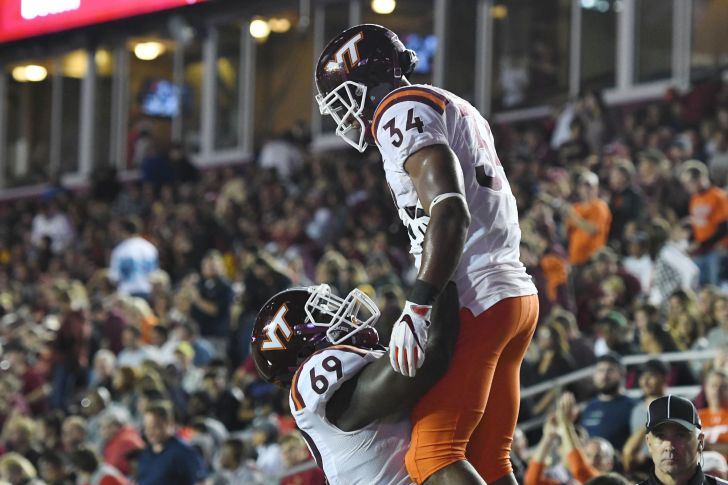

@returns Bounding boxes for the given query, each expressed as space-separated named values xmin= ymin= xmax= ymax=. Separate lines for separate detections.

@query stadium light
xmin=268 ymin=18 xmax=291 ymax=33
xmin=12 ymin=65 xmax=48 ymax=82
xmin=134 ymin=41 xmax=165 ymax=61
xmin=371 ymin=0 xmax=396 ymax=15
xmin=250 ymin=18 xmax=271 ymax=39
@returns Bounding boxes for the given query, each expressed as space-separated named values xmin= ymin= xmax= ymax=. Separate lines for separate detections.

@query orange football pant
xmin=405 ymin=294 xmax=539 ymax=484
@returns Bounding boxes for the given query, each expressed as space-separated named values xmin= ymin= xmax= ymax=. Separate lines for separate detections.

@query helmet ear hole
xmin=400 ymin=49 xmax=418 ymax=76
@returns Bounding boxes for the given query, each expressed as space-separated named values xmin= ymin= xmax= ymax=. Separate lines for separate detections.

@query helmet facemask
xmin=301 ymin=284 xmax=380 ymax=346
xmin=316 ymin=81 xmax=370 ymax=153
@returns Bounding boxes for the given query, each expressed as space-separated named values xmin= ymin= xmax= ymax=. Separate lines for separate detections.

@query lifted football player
xmin=251 ymin=282 xmax=476 ymax=484
xmin=314 ymin=24 xmax=539 ymax=485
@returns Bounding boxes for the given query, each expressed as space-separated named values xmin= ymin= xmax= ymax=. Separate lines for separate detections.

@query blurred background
xmin=0 ymin=0 xmax=727 ymax=484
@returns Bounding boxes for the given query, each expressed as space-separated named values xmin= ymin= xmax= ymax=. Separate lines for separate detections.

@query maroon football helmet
xmin=251 ymin=284 xmax=381 ymax=387
xmin=315 ymin=24 xmax=418 ymax=152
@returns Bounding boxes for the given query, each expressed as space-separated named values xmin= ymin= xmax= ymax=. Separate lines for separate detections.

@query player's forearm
xmin=415 ymin=199 xmax=470 ymax=300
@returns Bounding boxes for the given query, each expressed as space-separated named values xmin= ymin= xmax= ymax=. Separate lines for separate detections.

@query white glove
xmin=388 ymin=301 xmax=432 ymax=377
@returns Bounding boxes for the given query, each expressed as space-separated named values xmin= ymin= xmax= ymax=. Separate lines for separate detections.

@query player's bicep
xmin=327 ymin=283 xmax=460 ymax=431
xmin=404 ymin=144 xmax=467 ymax=216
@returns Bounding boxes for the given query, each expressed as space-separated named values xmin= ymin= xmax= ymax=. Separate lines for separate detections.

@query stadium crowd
xmin=0 ymin=74 xmax=726 ymax=484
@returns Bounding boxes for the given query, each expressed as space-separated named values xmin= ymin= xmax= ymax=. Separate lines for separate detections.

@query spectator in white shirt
xmin=31 ymin=200 xmax=74 ymax=254
xmin=109 ymin=217 xmax=159 ymax=299
xmin=117 ymin=326 xmax=152 ymax=368
xmin=648 ymin=219 xmax=700 ymax=307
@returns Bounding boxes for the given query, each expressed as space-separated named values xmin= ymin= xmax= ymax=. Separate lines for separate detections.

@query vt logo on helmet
xmin=315 ymin=24 xmax=418 ymax=152
xmin=250 ymin=285 xmax=381 ymax=387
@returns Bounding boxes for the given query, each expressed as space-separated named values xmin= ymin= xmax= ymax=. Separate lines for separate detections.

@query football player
xmin=314 ymin=24 xmax=539 ymax=485
xmin=251 ymin=282 xmax=473 ymax=484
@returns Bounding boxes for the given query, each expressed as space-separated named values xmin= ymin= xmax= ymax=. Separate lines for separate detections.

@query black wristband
xmin=409 ymin=279 xmax=440 ymax=306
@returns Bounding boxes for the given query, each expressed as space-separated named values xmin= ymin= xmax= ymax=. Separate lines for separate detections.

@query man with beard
xmin=579 ymin=353 xmax=637 ymax=451
xmin=639 ymin=395 xmax=728 ymax=485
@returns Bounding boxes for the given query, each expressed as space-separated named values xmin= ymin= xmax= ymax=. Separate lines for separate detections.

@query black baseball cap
xmin=646 ymin=395 xmax=701 ymax=432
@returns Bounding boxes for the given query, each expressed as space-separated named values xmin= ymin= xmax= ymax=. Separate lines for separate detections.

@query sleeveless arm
xmin=326 ymin=282 xmax=460 ymax=431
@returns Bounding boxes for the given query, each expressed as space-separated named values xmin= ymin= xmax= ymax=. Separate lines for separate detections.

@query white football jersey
xmin=290 ymin=345 xmax=413 ymax=485
xmin=372 ymin=84 xmax=537 ymax=316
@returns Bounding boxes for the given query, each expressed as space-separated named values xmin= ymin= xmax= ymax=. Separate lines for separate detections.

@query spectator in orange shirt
xmin=698 ymin=369 xmax=728 ymax=457
xmin=99 ymin=408 xmax=144 ymax=476
xmin=680 ymin=160 xmax=728 ymax=286
xmin=566 ymin=171 xmax=613 ymax=266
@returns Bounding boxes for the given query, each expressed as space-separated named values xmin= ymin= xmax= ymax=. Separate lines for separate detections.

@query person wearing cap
xmin=679 ymin=160 xmax=728 ymax=287
xmin=639 ymin=394 xmax=727 ymax=485
xmin=698 ymin=369 xmax=728 ymax=457
xmin=624 ymin=359 xmax=671 ymax=472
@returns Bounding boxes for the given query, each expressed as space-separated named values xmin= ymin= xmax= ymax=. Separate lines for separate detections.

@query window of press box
xmin=691 ymin=0 xmax=728 ymax=78
xmin=635 ymin=0 xmax=673 ymax=84
xmin=581 ymin=0 xmax=617 ymax=91
xmin=5 ymin=60 xmax=52 ymax=188
xmin=95 ymin=48 xmax=114 ymax=170
xmin=491 ymin=0 xmax=570 ymax=111
xmin=318 ymin=1 xmax=351 ymax=135
xmin=127 ymin=36 xmax=176 ymax=170
xmin=444 ymin=0 xmax=477 ymax=104
xmin=254 ymin=11 xmax=313 ymax=143
xmin=215 ymin=23 xmax=242 ymax=151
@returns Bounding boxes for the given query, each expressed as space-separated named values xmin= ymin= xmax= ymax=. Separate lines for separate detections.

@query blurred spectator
xmin=99 ymin=408 xmax=144 ymax=476
xmin=137 ymin=401 xmax=206 ymax=485
xmin=251 ymin=417 xmax=282 ymax=477
xmin=209 ymin=438 xmax=264 ymax=485
xmin=579 ymin=353 xmax=637 ymax=451
xmin=140 ymin=146 xmax=174 ymax=188
xmin=524 ymin=414 xmax=566 ymax=485
xmin=680 ymin=160 xmax=728 ymax=287
xmin=169 ymin=143 xmax=200 ymax=184
xmin=116 ymin=327 xmax=152 ymax=369
xmin=0 ymin=452 xmax=41 ymax=485
xmin=258 ymin=127 xmax=305 ymax=181
xmin=30 ymin=200 xmax=74 ymax=255
xmin=698 ymin=369 xmax=728 ymax=457
xmin=50 ymin=284 xmax=91 ymax=411
xmin=647 ymin=219 xmax=700 ymax=307
xmin=623 ymin=359 xmax=670 ymax=473
xmin=279 ymin=431 xmax=326 ymax=485
xmin=1 ymin=416 xmax=41 ymax=468
xmin=565 ymin=171 xmax=612 ymax=267
xmin=187 ymin=251 xmax=233 ymax=355
xmin=37 ymin=452 xmax=69 ymax=485
xmin=89 ymin=350 xmax=116 ymax=391
xmin=559 ymin=393 xmax=612 ymax=481
xmin=108 ymin=218 xmax=159 ymax=299
xmin=69 ymin=446 xmax=131 ymax=485
xmin=702 ymin=451 xmax=728 ymax=480
xmin=61 ymin=416 xmax=87 ymax=454
xmin=708 ymin=130 xmax=728 ymax=189
xmin=607 ymin=158 xmax=644 ymax=245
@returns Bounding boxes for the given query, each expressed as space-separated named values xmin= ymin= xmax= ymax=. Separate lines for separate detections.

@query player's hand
xmin=388 ymin=301 xmax=432 ymax=377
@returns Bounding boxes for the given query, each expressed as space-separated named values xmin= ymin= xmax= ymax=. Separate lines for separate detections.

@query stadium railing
xmin=516 ymin=348 xmax=719 ymax=434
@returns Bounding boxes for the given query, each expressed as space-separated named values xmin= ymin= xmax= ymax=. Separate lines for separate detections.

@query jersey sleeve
xmin=289 ymin=345 xmax=382 ymax=416
xmin=372 ymin=86 xmax=449 ymax=168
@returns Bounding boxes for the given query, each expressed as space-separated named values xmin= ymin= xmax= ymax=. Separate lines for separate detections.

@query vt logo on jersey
xmin=261 ymin=305 xmax=293 ymax=351
xmin=325 ymin=32 xmax=364 ymax=72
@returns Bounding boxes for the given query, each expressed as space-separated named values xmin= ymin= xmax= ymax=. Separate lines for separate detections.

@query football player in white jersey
xmin=250 ymin=282 xmax=468 ymax=484
xmin=314 ymin=24 xmax=539 ymax=485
